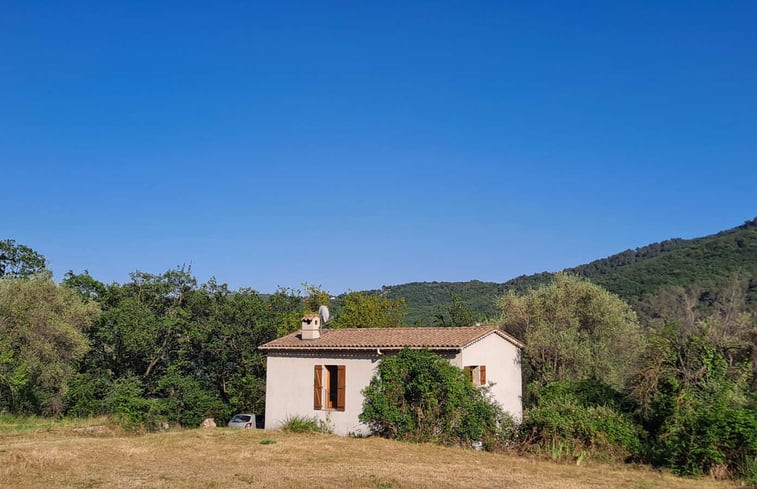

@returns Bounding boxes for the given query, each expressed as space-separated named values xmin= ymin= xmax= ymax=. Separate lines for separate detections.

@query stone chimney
xmin=301 ymin=313 xmax=321 ymax=340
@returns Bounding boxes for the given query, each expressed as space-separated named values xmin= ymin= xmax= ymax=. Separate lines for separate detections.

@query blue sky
xmin=2 ymin=1 xmax=755 ymax=293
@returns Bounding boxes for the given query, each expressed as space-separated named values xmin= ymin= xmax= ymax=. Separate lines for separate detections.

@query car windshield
xmin=231 ymin=415 xmax=251 ymax=423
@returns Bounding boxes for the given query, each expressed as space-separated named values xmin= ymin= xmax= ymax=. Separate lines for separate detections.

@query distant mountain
xmin=364 ymin=217 xmax=757 ymax=325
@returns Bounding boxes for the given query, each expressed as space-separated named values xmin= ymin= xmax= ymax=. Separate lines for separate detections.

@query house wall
xmin=265 ymin=350 xmax=461 ymax=436
xmin=460 ymin=333 xmax=523 ymax=419
xmin=263 ymin=342 xmax=520 ymax=436
xmin=264 ymin=351 xmax=379 ymax=436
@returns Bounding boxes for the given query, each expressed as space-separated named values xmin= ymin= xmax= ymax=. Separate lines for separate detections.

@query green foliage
xmin=499 ymin=274 xmax=644 ymax=393
xmin=433 ymin=293 xmax=477 ymax=327
xmin=154 ymin=369 xmax=228 ymax=427
xmin=0 ymin=275 xmax=98 ymax=414
xmin=0 ymin=240 xmax=47 ymax=278
xmin=632 ymin=329 xmax=757 ymax=479
xmin=360 ymin=348 xmax=511 ymax=448
xmin=280 ymin=415 xmax=332 ymax=434
xmin=60 ymin=268 xmax=287 ymax=428
xmin=519 ymin=380 xmax=644 ymax=461
xmin=64 ymin=373 xmax=112 ymax=417
xmin=302 ymin=283 xmax=331 ymax=313
xmin=104 ymin=377 xmax=165 ymax=431
xmin=331 ymin=292 xmax=407 ymax=328
xmin=362 ymin=280 xmax=506 ymax=326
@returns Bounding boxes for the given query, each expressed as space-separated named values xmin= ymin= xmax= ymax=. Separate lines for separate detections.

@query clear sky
xmin=2 ymin=1 xmax=755 ymax=293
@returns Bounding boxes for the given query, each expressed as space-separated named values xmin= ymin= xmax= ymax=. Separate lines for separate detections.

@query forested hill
xmin=366 ymin=217 xmax=757 ymax=325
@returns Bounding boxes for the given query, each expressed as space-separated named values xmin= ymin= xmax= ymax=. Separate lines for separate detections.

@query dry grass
xmin=0 ymin=422 xmax=741 ymax=489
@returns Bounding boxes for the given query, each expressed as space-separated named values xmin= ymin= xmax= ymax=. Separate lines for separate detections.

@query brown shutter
xmin=314 ymin=365 xmax=323 ymax=410
xmin=479 ymin=366 xmax=486 ymax=385
xmin=464 ymin=366 xmax=473 ymax=383
xmin=336 ymin=365 xmax=346 ymax=410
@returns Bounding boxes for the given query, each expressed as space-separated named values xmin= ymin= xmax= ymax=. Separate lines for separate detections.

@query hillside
xmin=366 ymin=217 xmax=757 ymax=325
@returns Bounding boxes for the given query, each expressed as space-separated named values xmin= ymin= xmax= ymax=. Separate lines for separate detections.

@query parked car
xmin=228 ymin=413 xmax=263 ymax=429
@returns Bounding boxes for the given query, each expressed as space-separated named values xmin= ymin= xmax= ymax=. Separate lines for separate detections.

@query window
xmin=464 ymin=365 xmax=486 ymax=386
xmin=314 ymin=364 xmax=345 ymax=411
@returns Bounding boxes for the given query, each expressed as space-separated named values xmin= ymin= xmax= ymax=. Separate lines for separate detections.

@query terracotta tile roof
xmin=259 ymin=325 xmax=524 ymax=351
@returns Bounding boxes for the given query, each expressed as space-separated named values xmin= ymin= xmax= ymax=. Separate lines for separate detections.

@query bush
xmin=64 ymin=373 xmax=112 ymax=417
xmin=280 ymin=415 xmax=332 ymax=434
xmin=519 ymin=380 xmax=645 ymax=461
xmin=104 ymin=377 xmax=166 ymax=431
xmin=154 ymin=371 xmax=228 ymax=427
xmin=640 ymin=339 xmax=757 ymax=481
xmin=360 ymin=348 xmax=512 ymax=448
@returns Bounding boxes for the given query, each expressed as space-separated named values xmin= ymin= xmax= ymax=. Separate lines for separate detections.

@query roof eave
xmin=258 ymin=345 xmax=463 ymax=352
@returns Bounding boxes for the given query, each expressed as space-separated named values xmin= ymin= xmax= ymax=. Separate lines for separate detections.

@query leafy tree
xmin=0 ymin=240 xmax=47 ymax=278
xmin=434 ymin=293 xmax=477 ymax=327
xmin=67 ymin=268 xmax=300 ymax=427
xmin=331 ymin=292 xmax=406 ymax=328
xmin=498 ymin=274 xmax=644 ymax=393
xmin=0 ymin=275 xmax=99 ymax=414
xmin=302 ymin=283 xmax=331 ymax=313
xmin=268 ymin=287 xmax=306 ymax=337
xmin=62 ymin=270 xmax=107 ymax=303
xmin=360 ymin=348 xmax=511 ymax=448
xmin=642 ymin=275 xmax=756 ymax=382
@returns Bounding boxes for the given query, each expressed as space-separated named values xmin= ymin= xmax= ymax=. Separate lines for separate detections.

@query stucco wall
xmin=460 ymin=333 xmax=523 ymax=419
xmin=264 ymin=351 xmax=380 ymax=436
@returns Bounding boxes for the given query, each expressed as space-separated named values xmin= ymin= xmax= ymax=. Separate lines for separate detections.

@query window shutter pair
xmin=464 ymin=365 xmax=486 ymax=386
xmin=314 ymin=365 xmax=346 ymax=411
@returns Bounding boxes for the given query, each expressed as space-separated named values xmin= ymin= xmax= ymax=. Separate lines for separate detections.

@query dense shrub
xmin=64 ymin=373 xmax=112 ymax=417
xmin=644 ymin=343 xmax=757 ymax=480
xmin=660 ymin=402 xmax=757 ymax=480
xmin=154 ymin=370 xmax=228 ymax=427
xmin=519 ymin=380 xmax=644 ymax=461
xmin=104 ymin=377 xmax=165 ymax=431
xmin=360 ymin=348 xmax=512 ymax=448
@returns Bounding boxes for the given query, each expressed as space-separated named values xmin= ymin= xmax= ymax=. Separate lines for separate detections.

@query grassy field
xmin=0 ymin=417 xmax=741 ymax=489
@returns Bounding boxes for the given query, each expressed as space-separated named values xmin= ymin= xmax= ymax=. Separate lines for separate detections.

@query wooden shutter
xmin=464 ymin=366 xmax=473 ymax=383
xmin=314 ymin=365 xmax=323 ymax=410
xmin=336 ymin=365 xmax=346 ymax=411
xmin=479 ymin=366 xmax=486 ymax=385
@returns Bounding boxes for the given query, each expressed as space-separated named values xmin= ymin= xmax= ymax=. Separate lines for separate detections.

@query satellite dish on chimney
xmin=318 ymin=305 xmax=330 ymax=324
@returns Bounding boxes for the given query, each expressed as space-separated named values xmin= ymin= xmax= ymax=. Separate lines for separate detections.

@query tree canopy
xmin=331 ymin=292 xmax=406 ymax=328
xmin=0 ymin=275 xmax=99 ymax=414
xmin=498 ymin=274 xmax=644 ymax=392
xmin=0 ymin=240 xmax=47 ymax=278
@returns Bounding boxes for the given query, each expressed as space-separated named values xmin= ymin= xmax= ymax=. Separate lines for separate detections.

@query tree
xmin=0 ymin=275 xmax=99 ymax=414
xmin=0 ymin=240 xmax=47 ymax=278
xmin=498 ymin=274 xmax=644 ymax=392
xmin=434 ymin=293 xmax=477 ymax=327
xmin=68 ymin=268 xmax=301 ymax=427
xmin=332 ymin=292 xmax=407 ymax=328
xmin=302 ymin=283 xmax=331 ymax=313
xmin=629 ymin=327 xmax=757 ymax=479
xmin=360 ymin=348 xmax=510 ymax=447
xmin=62 ymin=270 xmax=107 ymax=303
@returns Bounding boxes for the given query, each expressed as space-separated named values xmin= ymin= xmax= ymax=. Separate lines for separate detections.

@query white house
xmin=259 ymin=314 xmax=524 ymax=436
